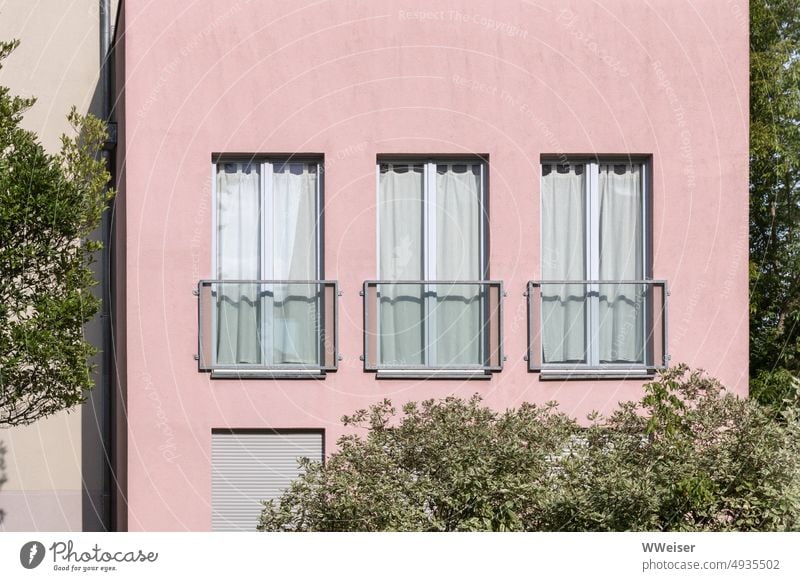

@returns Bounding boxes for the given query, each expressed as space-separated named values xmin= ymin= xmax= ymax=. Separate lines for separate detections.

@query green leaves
xmin=258 ymin=366 xmax=800 ymax=532
xmin=0 ymin=40 xmax=115 ymax=426
xmin=259 ymin=395 xmax=575 ymax=532
xmin=750 ymin=0 xmax=800 ymax=405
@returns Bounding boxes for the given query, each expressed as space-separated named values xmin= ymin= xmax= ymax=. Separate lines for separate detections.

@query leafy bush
xmin=554 ymin=366 xmax=800 ymax=531
xmin=749 ymin=0 xmax=800 ymax=408
xmin=0 ymin=39 xmax=114 ymax=426
xmin=750 ymin=368 xmax=800 ymax=411
xmin=258 ymin=365 xmax=800 ymax=531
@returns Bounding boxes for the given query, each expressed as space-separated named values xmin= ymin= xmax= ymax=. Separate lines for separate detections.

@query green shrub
xmin=0 ymin=39 xmax=115 ymax=426
xmin=258 ymin=365 xmax=800 ymax=531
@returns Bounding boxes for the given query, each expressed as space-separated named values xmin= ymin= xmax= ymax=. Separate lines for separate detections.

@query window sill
xmin=537 ymin=369 xmax=655 ymax=381
xmin=375 ymin=369 xmax=494 ymax=380
xmin=210 ymin=369 xmax=327 ymax=380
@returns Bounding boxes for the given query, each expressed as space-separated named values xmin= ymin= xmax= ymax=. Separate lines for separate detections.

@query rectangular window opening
xmin=532 ymin=157 xmax=666 ymax=376
xmin=199 ymin=157 xmax=338 ymax=376
xmin=366 ymin=158 xmax=502 ymax=376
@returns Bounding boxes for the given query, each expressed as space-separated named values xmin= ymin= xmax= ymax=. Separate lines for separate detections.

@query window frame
xmin=209 ymin=155 xmax=326 ymax=373
xmin=375 ymin=158 xmax=489 ymax=281
xmin=211 ymin=156 xmax=324 ymax=282
xmin=372 ymin=156 xmax=496 ymax=375
xmin=537 ymin=155 xmax=654 ymax=376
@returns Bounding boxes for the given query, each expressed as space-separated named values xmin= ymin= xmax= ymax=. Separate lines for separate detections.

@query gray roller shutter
xmin=212 ymin=430 xmax=323 ymax=531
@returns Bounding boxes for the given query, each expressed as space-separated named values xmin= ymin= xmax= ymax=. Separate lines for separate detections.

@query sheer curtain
xmin=215 ymin=161 xmax=319 ymax=367
xmin=435 ymin=163 xmax=482 ymax=365
xmin=216 ymin=162 xmax=261 ymax=365
xmin=598 ymin=163 xmax=643 ymax=363
xmin=378 ymin=164 xmax=424 ymax=365
xmin=541 ymin=163 xmax=586 ymax=364
xmin=271 ymin=162 xmax=318 ymax=365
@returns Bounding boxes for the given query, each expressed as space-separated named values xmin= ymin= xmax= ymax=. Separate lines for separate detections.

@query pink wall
xmin=116 ymin=0 xmax=749 ymax=530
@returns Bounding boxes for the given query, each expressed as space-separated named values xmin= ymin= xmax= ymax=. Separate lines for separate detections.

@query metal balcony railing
xmin=527 ymin=280 xmax=668 ymax=372
xmin=362 ymin=280 xmax=504 ymax=374
xmin=197 ymin=280 xmax=338 ymax=374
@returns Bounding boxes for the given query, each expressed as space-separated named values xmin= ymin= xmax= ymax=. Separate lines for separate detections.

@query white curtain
xmin=216 ymin=162 xmax=261 ymax=365
xmin=378 ymin=164 xmax=424 ymax=365
xmin=434 ymin=163 xmax=482 ymax=366
xmin=541 ymin=163 xmax=587 ymax=364
xmin=271 ymin=162 xmax=318 ymax=365
xmin=598 ymin=163 xmax=643 ymax=363
xmin=215 ymin=161 xmax=319 ymax=367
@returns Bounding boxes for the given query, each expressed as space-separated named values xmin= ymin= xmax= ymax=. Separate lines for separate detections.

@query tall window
xmin=375 ymin=160 xmax=489 ymax=368
xmin=213 ymin=159 xmax=322 ymax=367
xmin=540 ymin=159 xmax=648 ymax=368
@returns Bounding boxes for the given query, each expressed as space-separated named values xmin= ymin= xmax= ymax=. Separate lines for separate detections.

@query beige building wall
xmin=0 ymin=0 xmax=111 ymax=531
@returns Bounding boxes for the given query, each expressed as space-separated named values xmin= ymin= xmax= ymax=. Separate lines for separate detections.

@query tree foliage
xmin=258 ymin=366 xmax=800 ymax=532
xmin=750 ymin=0 xmax=800 ymax=403
xmin=0 ymin=40 xmax=114 ymax=426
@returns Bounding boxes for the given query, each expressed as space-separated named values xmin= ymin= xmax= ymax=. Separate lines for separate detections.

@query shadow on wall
xmin=81 ymin=72 xmax=115 ymax=532
xmin=0 ymin=440 xmax=6 ymax=525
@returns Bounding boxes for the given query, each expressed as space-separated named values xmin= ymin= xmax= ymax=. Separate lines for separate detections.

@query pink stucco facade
xmin=113 ymin=0 xmax=749 ymax=530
